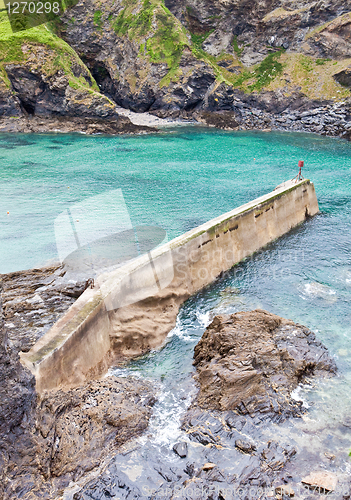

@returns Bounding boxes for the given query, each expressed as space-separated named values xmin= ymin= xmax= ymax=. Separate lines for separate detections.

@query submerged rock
xmin=192 ymin=309 xmax=337 ymax=419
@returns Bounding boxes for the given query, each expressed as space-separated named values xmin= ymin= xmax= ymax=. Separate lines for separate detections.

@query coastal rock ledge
xmin=192 ymin=309 xmax=336 ymax=420
xmin=76 ymin=311 xmax=341 ymax=500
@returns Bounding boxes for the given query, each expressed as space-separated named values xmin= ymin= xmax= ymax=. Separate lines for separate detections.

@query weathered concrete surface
xmin=0 ymin=271 xmax=156 ymax=500
xmin=21 ymin=179 xmax=319 ymax=392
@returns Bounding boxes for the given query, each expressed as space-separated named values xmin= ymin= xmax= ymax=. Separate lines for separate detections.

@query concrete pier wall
xmin=20 ymin=179 xmax=319 ymax=392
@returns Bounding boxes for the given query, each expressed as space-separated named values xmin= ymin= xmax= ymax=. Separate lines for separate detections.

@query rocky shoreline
xmin=0 ymin=266 xmax=156 ymax=499
xmin=0 ymin=95 xmax=349 ymax=140
xmin=1 ymin=268 xmax=349 ymax=499
xmin=0 ymin=114 xmax=156 ymax=135
xmin=195 ymin=94 xmax=351 ymax=141
xmin=73 ymin=311 xmax=349 ymax=500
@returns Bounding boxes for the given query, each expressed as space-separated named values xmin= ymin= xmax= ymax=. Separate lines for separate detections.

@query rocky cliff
xmin=0 ymin=0 xmax=350 ymax=136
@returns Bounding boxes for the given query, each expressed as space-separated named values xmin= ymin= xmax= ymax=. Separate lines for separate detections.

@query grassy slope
xmin=268 ymin=53 xmax=351 ymax=101
xmin=0 ymin=10 xmax=100 ymax=94
xmin=190 ymin=24 xmax=350 ymax=101
xmin=108 ymin=0 xmax=189 ymax=86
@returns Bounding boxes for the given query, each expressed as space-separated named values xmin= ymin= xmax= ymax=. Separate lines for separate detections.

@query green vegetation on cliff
xmin=110 ymin=0 xmax=189 ymax=86
xmin=190 ymin=30 xmax=214 ymax=51
xmin=0 ymin=11 xmax=99 ymax=93
xmin=0 ymin=0 xmax=350 ymax=112
xmin=111 ymin=0 xmax=153 ymax=37
xmin=232 ymin=36 xmax=244 ymax=57
xmin=93 ymin=10 xmax=103 ymax=31
xmin=269 ymin=52 xmax=351 ymax=100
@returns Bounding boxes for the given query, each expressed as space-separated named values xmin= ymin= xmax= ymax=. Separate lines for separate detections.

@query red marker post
xmin=292 ymin=160 xmax=305 ymax=183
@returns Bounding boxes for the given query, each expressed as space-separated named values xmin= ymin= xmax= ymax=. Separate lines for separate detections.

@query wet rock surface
xmin=0 ymin=267 xmax=156 ymax=499
xmin=0 ymin=374 xmax=155 ymax=500
xmin=192 ymin=310 xmax=337 ymax=419
xmin=70 ymin=311 xmax=350 ymax=500
xmin=72 ymin=406 xmax=351 ymax=500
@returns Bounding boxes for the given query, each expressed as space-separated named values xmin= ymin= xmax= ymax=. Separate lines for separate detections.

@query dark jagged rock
xmin=192 ymin=309 xmax=337 ymax=418
xmin=173 ymin=442 xmax=188 ymax=458
xmin=235 ymin=439 xmax=257 ymax=454
xmin=0 ymin=267 xmax=156 ymax=499
xmin=198 ymin=110 xmax=240 ymax=129
xmin=334 ymin=68 xmax=351 ymax=88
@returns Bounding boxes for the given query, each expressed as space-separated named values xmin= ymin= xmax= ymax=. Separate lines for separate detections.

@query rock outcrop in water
xmin=71 ymin=312 xmax=348 ymax=500
xmin=191 ymin=309 xmax=337 ymax=419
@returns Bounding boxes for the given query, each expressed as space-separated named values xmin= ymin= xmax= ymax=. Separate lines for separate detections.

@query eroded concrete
xmin=20 ymin=179 xmax=319 ymax=392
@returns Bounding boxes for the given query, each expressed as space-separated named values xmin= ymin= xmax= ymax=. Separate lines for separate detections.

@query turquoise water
xmin=1 ymin=128 xmax=350 ymax=273
xmin=1 ymin=127 xmax=351 ymax=458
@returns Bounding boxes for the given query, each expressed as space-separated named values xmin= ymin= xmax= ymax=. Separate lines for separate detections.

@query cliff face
xmin=0 ymin=12 xmax=117 ymax=115
xmin=0 ymin=0 xmax=350 ymax=136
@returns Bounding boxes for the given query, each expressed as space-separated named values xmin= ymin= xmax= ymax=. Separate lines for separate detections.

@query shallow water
xmin=1 ymin=127 xmax=351 ymax=462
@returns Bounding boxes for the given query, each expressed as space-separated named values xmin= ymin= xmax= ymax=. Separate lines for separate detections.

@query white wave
xmin=196 ymin=310 xmax=211 ymax=328
xmin=291 ymin=386 xmax=310 ymax=409
xmin=106 ymin=367 xmax=143 ymax=379
xmin=300 ymin=282 xmax=337 ymax=302
xmin=167 ymin=319 xmax=192 ymax=341
xmin=149 ymin=385 xmax=195 ymax=447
